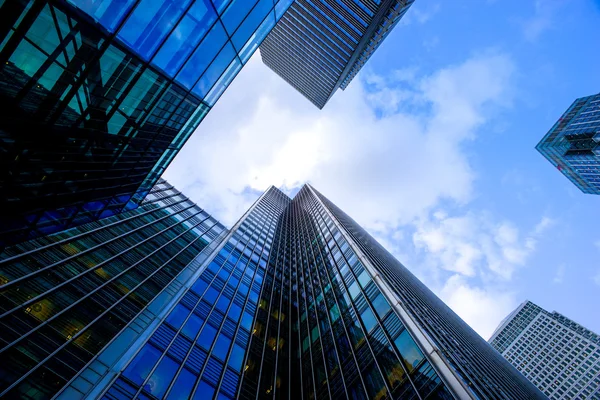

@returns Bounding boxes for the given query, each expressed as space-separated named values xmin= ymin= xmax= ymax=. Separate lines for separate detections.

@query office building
xmin=490 ymin=301 xmax=600 ymax=399
xmin=0 ymin=179 xmax=227 ymax=399
xmin=0 ymin=0 xmax=293 ymax=247
xmin=536 ymin=92 xmax=600 ymax=194
xmin=0 ymin=183 xmax=545 ymax=399
xmin=260 ymin=0 xmax=415 ymax=108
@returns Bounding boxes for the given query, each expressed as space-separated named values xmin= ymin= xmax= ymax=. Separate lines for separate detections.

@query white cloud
xmin=164 ymin=50 xmax=524 ymax=338
xmin=594 ymin=271 xmax=600 ymax=287
xmin=166 ymin=51 xmax=514 ymax=229
xmin=521 ymin=0 xmax=568 ymax=41
xmin=440 ymin=275 xmax=517 ymax=340
xmin=412 ymin=212 xmax=551 ymax=280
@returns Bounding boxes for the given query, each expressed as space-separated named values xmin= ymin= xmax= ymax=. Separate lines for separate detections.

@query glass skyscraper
xmin=0 ymin=181 xmax=547 ymax=399
xmin=259 ymin=0 xmax=415 ymax=108
xmin=490 ymin=301 xmax=600 ymax=399
xmin=0 ymin=179 xmax=227 ymax=399
xmin=536 ymin=92 xmax=600 ymax=195
xmin=0 ymin=0 xmax=293 ymax=247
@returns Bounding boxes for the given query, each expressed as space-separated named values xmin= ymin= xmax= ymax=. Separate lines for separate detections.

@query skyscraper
xmin=260 ymin=0 xmax=415 ymax=108
xmin=0 ymin=179 xmax=227 ymax=399
xmin=0 ymin=182 xmax=546 ymax=399
xmin=536 ymin=92 xmax=600 ymax=195
xmin=490 ymin=301 xmax=600 ymax=400
xmin=0 ymin=0 xmax=293 ymax=247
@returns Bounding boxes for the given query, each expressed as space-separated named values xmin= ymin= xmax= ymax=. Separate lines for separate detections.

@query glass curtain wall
xmin=0 ymin=179 xmax=226 ymax=399
xmin=0 ymin=0 xmax=293 ymax=246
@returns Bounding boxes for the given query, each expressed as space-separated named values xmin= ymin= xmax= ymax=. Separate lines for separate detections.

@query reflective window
xmin=123 ymin=344 xmax=162 ymax=385
xmin=372 ymin=294 xmax=391 ymax=319
xmin=68 ymin=0 xmax=137 ymax=31
xmin=166 ymin=304 xmax=191 ymax=329
xmin=182 ymin=314 xmax=204 ymax=338
xmin=228 ymin=344 xmax=245 ymax=371
xmin=118 ymin=0 xmax=193 ymax=60
xmin=221 ymin=0 xmax=258 ymax=34
xmin=231 ymin=0 xmax=271 ymax=51
xmin=213 ymin=335 xmax=232 ymax=360
xmin=153 ymin=0 xmax=217 ymax=76
xmin=166 ymin=368 xmax=197 ymax=400
xmin=360 ymin=307 xmax=377 ymax=333
xmin=197 ymin=324 xmax=217 ymax=349
xmin=192 ymin=42 xmax=236 ymax=98
xmin=177 ymin=21 xmax=228 ymax=89
xmin=146 ymin=356 xmax=180 ymax=398
xmin=192 ymin=380 xmax=216 ymax=399
xmin=394 ymin=330 xmax=425 ymax=372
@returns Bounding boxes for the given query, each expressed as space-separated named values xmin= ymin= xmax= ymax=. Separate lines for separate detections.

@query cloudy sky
xmin=165 ymin=0 xmax=600 ymax=339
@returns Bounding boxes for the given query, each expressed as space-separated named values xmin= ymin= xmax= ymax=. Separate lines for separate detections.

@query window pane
xmin=192 ymin=380 xmax=216 ymax=399
xmin=197 ymin=324 xmax=217 ymax=349
xmin=394 ymin=330 xmax=425 ymax=372
xmin=153 ymin=0 xmax=217 ymax=76
xmin=221 ymin=0 xmax=258 ymax=34
xmin=213 ymin=335 xmax=231 ymax=360
xmin=231 ymin=0 xmax=271 ymax=52
xmin=166 ymin=304 xmax=191 ymax=329
xmin=118 ymin=0 xmax=193 ymax=60
xmin=204 ymin=56 xmax=241 ymax=106
xmin=122 ymin=344 xmax=161 ymax=385
xmin=228 ymin=344 xmax=245 ymax=371
xmin=166 ymin=368 xmax=197 ymax=400
xmin=182 ymin=314 xmax=204 ymax=338
xmin=372 ymin=294 xmax=390 ymax=319
xmin=360 ymin=307 xmax=377 ymax=333
xmin=176 ymin=21 xmax=227 ymax=89
xmin=238 ymin=10 xmax=275 ymax=63
xmin=146 ymin=356 xmax=179 ymax=398
xmin=68 ymin=0 xmax=136 ymax=31
xmin=192 ymin=42 xmax=236 ymax=98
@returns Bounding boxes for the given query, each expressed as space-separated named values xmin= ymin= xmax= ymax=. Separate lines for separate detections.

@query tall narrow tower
xmin=260 ymin=0 xmax=415 ymax=108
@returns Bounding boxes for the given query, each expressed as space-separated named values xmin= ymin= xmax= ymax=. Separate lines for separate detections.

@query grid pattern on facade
xmin=535 ymin=93 xmax=600 ymax=194
xmin=311 ymin=186 xmax=547 ymax=399
xmin=103 ymin=184 xmax=536 ymax=400
xmin=103 ymin=187 xmax=290 ymax=400
xmin=0 ymin=179 xmax=226 ymax=399
xmin=0 ymin=0 xmax=292 ymax=247
xmin=259 ymin=0 xmax=414 ymax=108
xmin=490 ymin=301 xmax=600 ymax=400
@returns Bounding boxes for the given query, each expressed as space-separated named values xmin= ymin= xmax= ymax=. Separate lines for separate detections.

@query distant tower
xmin=536 ymin=93 xmax=600 ymax=194
xmin=490 ymin=301 xmax=600 ymax=399
xmin=260 ymin=0 xmax=415 ymax=108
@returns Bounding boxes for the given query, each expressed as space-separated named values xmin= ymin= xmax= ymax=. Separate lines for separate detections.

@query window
xmin=167 ymin=304 xmax=191 ymax=329
xmin=166 ymin=368 xmax=197 ymax=400
xmin=146 ymin=356 xmax=180 ymax=398
xmin=153 ymin=0 xmax=217 ymax=76
xmin=197 ymin=324 xmax=217 ymax=350
xmin=372 ymin=294 xmax=391 ymax=319
xmin=394 ymin=330 xmax=424 ymax=372
xmin=213 ymin=335 xmax=232 ymax=360
xmin=123 ymin=344 xmax=162 ymax=385
xmin=118 ymin=0 xmax=192 ymax=60
xmin=360 ymin=307 xmax=377 ymax=333
xmin=182 ymin=314 xmax=204 ymax=339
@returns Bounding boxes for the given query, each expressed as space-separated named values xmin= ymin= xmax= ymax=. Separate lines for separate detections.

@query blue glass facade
xmin=536 ymin=93 xmax=600 ymax=195
xmin=0 ymin=179 xmax=227 ymax=399
xmin=0 ymin=0 xmax=292 ymax=247
xmin=260 ymin=0 xmax=414 ymax=108
xmin=78 ymin=184 xmax=544 ymax=399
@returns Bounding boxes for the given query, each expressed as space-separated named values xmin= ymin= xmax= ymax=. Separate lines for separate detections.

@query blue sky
xmin=165 ymin=0 xmax=600 ymax=338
